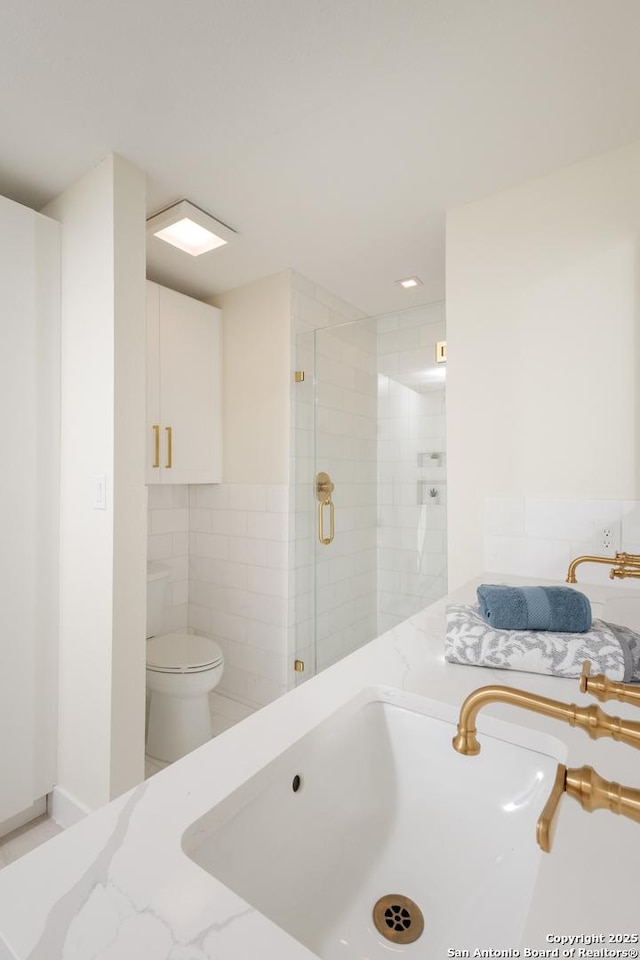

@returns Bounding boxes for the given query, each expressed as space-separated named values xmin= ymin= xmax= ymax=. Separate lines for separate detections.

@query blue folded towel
xmin=477 ymin=584 xmax=592 ymax=633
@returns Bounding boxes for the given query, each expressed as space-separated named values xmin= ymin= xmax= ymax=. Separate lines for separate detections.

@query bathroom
xmin=0 ymin=163 xmax=450 ymax=850
xmin=147 ymin=278 xmax=447 ymax=770
xmin=2 ymin=2 xmax=640 ymax=954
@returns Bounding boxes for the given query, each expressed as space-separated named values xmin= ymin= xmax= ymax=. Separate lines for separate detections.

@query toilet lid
xmin=146 ymin=633 xmax=224 ymax=673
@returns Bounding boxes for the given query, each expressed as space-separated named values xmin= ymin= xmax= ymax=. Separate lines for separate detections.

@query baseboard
xmin=49 ymin=786 xmax=92 ymax=829
xmin=0 ymin=798 xmax=47 ymax=840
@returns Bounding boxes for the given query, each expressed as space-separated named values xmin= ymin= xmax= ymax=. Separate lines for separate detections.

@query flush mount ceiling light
xmin=146 ymin=200 xmax=236 ymax=256
xmin=396 ymin=276 xmax=423 ymax=289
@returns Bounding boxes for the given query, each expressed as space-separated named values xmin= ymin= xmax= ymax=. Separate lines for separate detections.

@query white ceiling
xmin=2 ymin=0 xmax=640 ymax=315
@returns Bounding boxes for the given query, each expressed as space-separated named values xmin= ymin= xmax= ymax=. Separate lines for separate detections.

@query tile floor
xmin=0 ymin=814 xmax=63 ymax=870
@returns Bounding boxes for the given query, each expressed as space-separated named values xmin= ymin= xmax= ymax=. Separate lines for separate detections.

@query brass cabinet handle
xmin=165 ymin=426 xmax=172 ymax=468
xmin=318 ymin=498 xmax=334 ymax=545
xmin=152 ymin=425 xmax=160 ymax=468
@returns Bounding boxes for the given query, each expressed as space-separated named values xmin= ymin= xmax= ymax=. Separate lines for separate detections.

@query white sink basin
xmin=182 ymin=687 xmax=564 ymax=958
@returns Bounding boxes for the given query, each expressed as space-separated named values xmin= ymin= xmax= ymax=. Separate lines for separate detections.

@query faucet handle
xmin=579 ymin=660 xmax=640 ymax=708
xmin=537 ymin=763 xmax=567 ymax=853
xmin=537 ymin=762 xmax=640 ymax=853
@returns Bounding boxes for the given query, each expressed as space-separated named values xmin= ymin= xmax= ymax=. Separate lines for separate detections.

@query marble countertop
xmin=0 ymin=574 xmax=638 ymax=959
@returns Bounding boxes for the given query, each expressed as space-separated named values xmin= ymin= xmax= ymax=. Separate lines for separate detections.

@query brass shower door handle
xmin=318 ymin=498 xmax=335 ymax=545
xmin=316 ymin=471 xmax=335 ymax=545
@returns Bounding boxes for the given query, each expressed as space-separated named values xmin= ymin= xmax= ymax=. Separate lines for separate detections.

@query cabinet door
xmin=0 ymin=197 xmax=59 ymax=823
xmin=145 ymin=281 xmax=161 ymax=484
xmin=158 ymin=285 xmax=222 ymax=484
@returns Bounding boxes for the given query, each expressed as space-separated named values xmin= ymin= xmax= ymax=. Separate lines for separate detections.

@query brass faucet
xmin=452 ymin=684 xmax=640 ymax=756
xmin=452 ymin=663 xmax=640 ymax=851
xmin=566 ymin=551 xmax=640 ymax=583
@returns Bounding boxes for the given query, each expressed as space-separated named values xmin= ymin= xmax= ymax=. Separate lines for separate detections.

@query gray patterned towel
xmin=445 ymin=604 xmax=640 ymax=682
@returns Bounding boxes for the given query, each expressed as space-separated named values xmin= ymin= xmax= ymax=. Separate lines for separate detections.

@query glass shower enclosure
xmin=294 ymin=302 xmax=447 ymax=680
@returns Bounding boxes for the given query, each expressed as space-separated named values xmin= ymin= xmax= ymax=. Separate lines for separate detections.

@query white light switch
xmin=93 ymin=475 xmax=107 ymax=510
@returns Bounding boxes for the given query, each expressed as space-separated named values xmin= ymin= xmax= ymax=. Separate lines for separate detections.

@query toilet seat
xmin=146 ymin=633 xmax=223 ymax=674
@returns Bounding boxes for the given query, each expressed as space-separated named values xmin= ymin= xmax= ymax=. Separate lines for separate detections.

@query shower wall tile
xmin=376 ymin=336 xmax=447 ymax=630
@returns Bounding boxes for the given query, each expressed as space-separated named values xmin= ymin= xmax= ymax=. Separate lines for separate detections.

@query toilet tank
xmin=147 ymin=567 xmax=169 ymax=639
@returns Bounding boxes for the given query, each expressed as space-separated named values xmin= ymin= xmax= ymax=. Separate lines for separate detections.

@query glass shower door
xmin=293 ymin=302 xmax=447 ymax=682
xmin=312 ymin=319 xmax=379 ymax=674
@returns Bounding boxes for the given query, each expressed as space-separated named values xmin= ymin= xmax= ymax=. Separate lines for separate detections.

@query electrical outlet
xmin=593 ymin=521 xmax=620 ymax=553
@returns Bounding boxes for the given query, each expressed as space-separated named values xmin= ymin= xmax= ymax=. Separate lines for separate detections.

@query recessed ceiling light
xmin=146 ymin=200 xmax=236 ymax=256
xmin=396 ymin=276 xmax=423 ymax=289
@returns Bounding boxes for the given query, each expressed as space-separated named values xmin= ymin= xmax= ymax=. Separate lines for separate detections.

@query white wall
xmin=43 ymin=154 xmax=146 ymax=811
xmin=446 ymin=140 xmax=640 ymax=589
xmin=109 ymin=156 xmax=147 ymax=798
xmin=211 ymin=271 xmax=291 ymax=485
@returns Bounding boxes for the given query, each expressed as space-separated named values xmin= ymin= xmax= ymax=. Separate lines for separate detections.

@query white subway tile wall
xmin=147 ymin=482 xmax=290 ymax=720
xmin=147 ymin=485 xmax=190 ymax=634
xmin=189 ymin=483 xmax=291 ymax=708
xmin=484 ymin=498 xmax=640 ymax=586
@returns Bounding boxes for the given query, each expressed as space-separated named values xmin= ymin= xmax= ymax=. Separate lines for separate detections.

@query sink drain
xmin=372 ymin=894 xmax=424 ymax=944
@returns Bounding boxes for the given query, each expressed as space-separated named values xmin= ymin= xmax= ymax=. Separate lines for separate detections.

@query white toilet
xmin=146 ymin=568 xmax=224 ymax=762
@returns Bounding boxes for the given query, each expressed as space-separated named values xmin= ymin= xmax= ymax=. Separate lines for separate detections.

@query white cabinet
xmin=0 ymin=196 xmax=59 ymax=826
xmin=146 ymin=280 xmax=222 ymax=484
